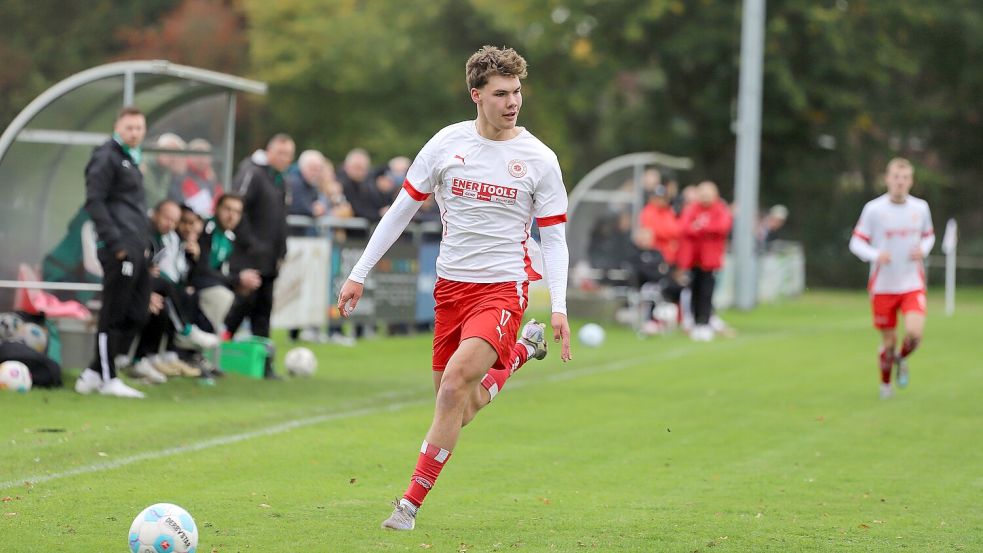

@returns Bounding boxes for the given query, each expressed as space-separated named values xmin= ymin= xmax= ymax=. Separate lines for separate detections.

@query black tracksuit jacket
xmin=83 ymin=139 xmax=151 ymax=253
xmin=229 ymin=155 xmax=288 ymax=278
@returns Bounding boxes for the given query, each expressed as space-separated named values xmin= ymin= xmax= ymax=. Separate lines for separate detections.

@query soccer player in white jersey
xmin=849 ymin=158 xmax=934 ymax=399
xmin=337 ymin=46 xmax=572 ymax=530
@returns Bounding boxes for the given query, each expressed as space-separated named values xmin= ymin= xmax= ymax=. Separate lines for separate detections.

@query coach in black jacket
xmin=74 ymin=106 xmax=153 ymax=399
xmin=224 ymin=134 xmax=295 ymax=357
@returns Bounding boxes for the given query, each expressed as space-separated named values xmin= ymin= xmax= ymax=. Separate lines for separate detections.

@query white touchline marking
xmin=0 ymin=393 xmax=430 ymax=491
xmin=0 ymin=330 xmax=804 ymax=490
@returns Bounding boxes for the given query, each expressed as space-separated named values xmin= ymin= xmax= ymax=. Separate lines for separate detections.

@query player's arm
xmin=849 ymin=233 xmax=881 ymax=263
xmin=539 ymin=220 xmax=572 ymax=361
xmin=848 ymin=205 xmax=884 ymax=263
xmin=534 ymin=154 xmax=573 ymax=361
xmin=913 ymin=203 xmax=935 ymax=260
xmin=337 ymin=186 xmax=424 ymax=317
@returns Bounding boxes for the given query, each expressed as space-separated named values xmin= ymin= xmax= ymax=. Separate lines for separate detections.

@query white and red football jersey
xmin=851 ymin=194 xmax=934 ymax=294
xmin=402 ymin=120 xmax=568 ymax=283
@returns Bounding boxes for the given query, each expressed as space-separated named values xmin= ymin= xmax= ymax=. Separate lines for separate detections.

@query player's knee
xmin=435 ymin=374 xmax=469 ymax=407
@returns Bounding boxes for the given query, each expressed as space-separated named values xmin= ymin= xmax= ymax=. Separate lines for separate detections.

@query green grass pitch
xmin=1 ymin=289 xmax=981 ymax=552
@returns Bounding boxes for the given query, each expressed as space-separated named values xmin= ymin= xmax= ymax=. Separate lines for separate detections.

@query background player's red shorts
xmin=431 ymin=278 xmax=528 ymax=372
xmin=871 ymin=290 xmax=926 ymax=329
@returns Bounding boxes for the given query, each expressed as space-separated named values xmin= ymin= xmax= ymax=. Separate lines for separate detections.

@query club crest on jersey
xmin=508 ymin=159 xmax=527 ymax=178
xmin=451 ymin=177 xmax=517 ymax=205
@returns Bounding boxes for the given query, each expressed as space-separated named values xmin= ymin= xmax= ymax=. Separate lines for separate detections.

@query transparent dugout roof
xmin=0 ymin=61 xmax=266 ymax=309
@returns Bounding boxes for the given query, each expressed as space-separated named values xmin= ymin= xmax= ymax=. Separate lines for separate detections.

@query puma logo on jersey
xmin=122 ymin=160 xmax=132 ymax=169
xmin=454 ymin=154 xmax=466 ymax=164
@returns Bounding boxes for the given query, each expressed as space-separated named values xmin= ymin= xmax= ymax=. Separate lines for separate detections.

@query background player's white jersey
xmin=850 ymin=194 xmax=934 ymax=294
xmin=403 ymin=120 xmax=568 ymax=283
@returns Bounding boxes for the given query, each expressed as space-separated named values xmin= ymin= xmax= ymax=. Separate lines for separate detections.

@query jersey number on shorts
xmin=496 ymin=309 xmax=511 ymax=342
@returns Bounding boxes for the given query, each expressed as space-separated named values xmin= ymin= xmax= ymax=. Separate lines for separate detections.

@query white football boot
xmin=518 ymin=319 xmax=548 ymax=361
xmin=381 ymin=498 xmax=417 ymax=530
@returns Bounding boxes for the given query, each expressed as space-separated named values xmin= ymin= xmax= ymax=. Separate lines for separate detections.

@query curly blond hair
xmin=466 ymin=45 xmax=528 ymax=91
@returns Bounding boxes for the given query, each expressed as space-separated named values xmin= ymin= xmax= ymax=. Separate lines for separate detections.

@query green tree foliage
xmin=0 ymin=0 xmax=174 ymax=130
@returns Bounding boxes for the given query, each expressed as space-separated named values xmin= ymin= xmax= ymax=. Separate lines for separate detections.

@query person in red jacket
xmin=637 ymin=185 xmax=681 ymax=264
xmin=676 ymin=181 xmax=732 ymax=341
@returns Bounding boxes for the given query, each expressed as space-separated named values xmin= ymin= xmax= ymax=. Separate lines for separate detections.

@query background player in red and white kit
xmin=849 ymin=158 xmax=934 ymax=399
xmin=336 ymin=45 xmax=572 ymax=530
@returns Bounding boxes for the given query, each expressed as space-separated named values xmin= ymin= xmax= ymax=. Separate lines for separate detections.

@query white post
xmin=942 ymin=218 xmax=957 ymax=316
xmin=733 ymin=0 xmax=767 ymax=310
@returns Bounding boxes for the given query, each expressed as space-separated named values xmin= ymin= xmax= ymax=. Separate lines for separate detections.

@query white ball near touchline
xmin=577 ymin=323 xmax=606 ymax=348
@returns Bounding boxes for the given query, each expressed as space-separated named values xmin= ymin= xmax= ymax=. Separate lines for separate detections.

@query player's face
xmin=473 ymin=75 xmax=522 ymax=131
xmin=115 ymin=114 xmax=146 ymax=149
xmin=216 ymin=198 xmax=243 ymax=230
xmin=885 ymin=166 xmax=913 ymax=201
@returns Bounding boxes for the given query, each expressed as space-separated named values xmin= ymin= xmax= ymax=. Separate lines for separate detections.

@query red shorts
xmin=871 ymin=290 xmax=926 ymax=329
xmin=431 ymin=278 xmax=528 ymax=372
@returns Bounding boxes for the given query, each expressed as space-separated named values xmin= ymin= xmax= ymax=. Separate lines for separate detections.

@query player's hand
xmin=909 ymin=247 xmax=924 ymax=262
xmin=876 ymin=250 xmax=892 ymax=265
xmin=337 ymin=279 xmax=364 ymax=319
xmin=551 ymin=312 xmax=572 ymax=362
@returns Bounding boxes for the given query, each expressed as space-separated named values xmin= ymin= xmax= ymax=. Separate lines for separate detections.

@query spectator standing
xmin=361 ymin=168 xmax=398 ymax=223
xmin=337 ymin=148 xmax=374 ymax=224
xmin=287 ymin=150 xmax=328 ymax=236
xmin=285 ymin=150 xmax=329 ymax=340
xmin=756 ymin=204 xmax=789 ymax=252
xmin=676 ymin=181 xmax=732 ymax=342
xmin=318 ymin=159 xmax=353 ymax=217
xmin=224 ymin=135 xmax=294 ymax=377
xmin=361 ymin=156 xmax=411 ymax=223
xmin=637 ymin=185 xmax=681 ymax=265
xmin=74 ymin=106 xmax=155 ymax=399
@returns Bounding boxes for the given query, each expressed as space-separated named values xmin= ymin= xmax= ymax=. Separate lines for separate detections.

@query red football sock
xmin=479 ymin=343 xmax=528 ymax=401
xmin=879 ymin=348 xmax=894 ymax=384
xmin=899 ymin=336 xmax=920 ymax=359
xmin=507 ymin=341 xmax=529 ymax=375
xmin=480 ymin=369 xmax=510 ymax=401
xmin=403 ymin=441 xmax=451 ymax=508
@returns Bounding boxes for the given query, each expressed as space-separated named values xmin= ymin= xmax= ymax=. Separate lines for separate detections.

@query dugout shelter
xmin=0 ymin=60 xmax=267 ymax=309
